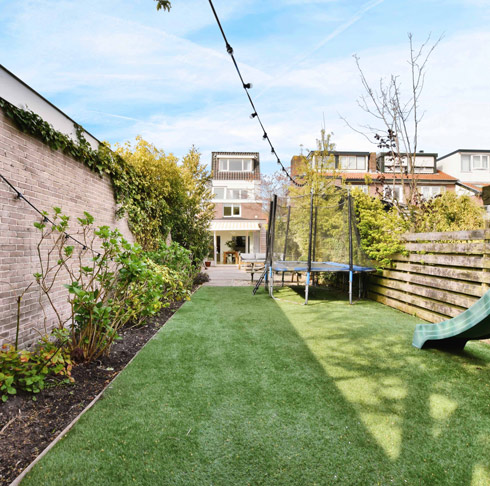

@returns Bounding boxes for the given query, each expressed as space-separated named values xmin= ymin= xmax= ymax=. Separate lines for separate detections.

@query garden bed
xmin=0 ymin=300 xmax=184 ymax=486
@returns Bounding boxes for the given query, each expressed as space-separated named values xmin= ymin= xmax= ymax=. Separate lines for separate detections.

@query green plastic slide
xmin=412 ymin=289 xmax=490 ymax=350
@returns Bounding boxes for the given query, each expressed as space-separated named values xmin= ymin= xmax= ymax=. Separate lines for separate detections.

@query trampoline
xmin=260 ymin=188 xmax=376 ymax=305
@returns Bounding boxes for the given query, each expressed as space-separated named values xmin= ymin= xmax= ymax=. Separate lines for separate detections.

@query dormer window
xmin=339 ymin=155 xmax=366 ymax=170
xmin=461 ymin=154 xmax=489 ymax=172
xmin=219 ymin=158 xmax=253 ymax=172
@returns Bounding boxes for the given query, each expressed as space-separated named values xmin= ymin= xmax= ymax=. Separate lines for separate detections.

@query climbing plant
xmin=0 ymin=98 xmax=213 ymax=258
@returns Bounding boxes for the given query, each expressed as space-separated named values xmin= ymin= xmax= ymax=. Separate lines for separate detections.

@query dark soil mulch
xmin=0 ymin=299 xmax=185 ymax=486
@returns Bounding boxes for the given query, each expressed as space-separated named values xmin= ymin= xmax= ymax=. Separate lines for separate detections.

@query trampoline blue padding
xmin=271 ymin=260 xmax=376 ymax=273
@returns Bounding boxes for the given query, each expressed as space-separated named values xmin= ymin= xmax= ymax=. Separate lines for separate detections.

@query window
xmin=214 ymin=188 xmax=249 ymax=200
xmin=383 ymin=185 xmax=403 ymax=203
xmin=223 ymin=204 xmax=241 ymax=217
xmin=213 ymin=187 xmax=225 ymax=199
xmin=473 ymin=155 xmax=489 ymax=170
xmin=461 ymin=154 xmax=489 ymax=172
xmin=218 ymin=158 xmax=253 ymax=172
xmin=420 ymin=186 xmax=445 ymax=200
xmin=339 ymin=155 xmax=366 ymax=170
xmin=227 ymin=189 xmax=249 ymax=200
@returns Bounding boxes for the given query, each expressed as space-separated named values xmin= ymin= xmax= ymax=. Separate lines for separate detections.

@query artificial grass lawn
xmin=23 ymin=286 xmax=490 ymax=486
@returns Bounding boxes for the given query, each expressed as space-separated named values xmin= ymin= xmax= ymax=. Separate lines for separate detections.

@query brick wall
xmin=0 ymin=110 xmax=133 ymax=348
xmin=213 ymin=202 xmax=268 ymax=220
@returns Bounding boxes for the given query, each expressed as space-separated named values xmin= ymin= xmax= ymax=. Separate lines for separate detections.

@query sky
xmin=1 ymin=0 xmax=490 ymax=174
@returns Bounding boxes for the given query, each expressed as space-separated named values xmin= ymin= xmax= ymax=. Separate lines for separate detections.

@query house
xmin=437 ymin=149 xmax=490 ymax=200
xmin=291 ymin=150 xmax=459 ymax=204
xmin=209 ymin=152 xmax=268 ymax=264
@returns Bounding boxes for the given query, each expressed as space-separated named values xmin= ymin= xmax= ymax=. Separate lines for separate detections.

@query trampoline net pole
xmin=305 ymin=190 xmax=314 ymax=304
xmin=348 ymin=188 xmax=353 ymax=304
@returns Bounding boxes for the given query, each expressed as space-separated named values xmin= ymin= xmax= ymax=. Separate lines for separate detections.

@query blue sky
xmin=1 ymin=0 xmax=489 ymax=174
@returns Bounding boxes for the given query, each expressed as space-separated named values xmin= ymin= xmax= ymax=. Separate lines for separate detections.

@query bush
xmin=352 ymin=189 xmax=409 ymax=267
xmin=33 ymin=210 xmax=188 ymax=362
xmin=147 ymin=241 xmax=196 ymax=291
xmin=0 ymin=330 xmax=73 ymax=402
xmin=412 ymin=192 xmax=484 ymax=232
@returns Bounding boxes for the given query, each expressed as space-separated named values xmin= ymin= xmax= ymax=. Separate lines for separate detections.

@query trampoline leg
xmin=269 ymin=268 xmax=274 ymax=297
xmin=305 ymin=272 xmax=310 ymax=305
xmin=349 ymin=271 xmax=353 ymax=305
xmin=281 ymin=272 xmax=285 ymax=287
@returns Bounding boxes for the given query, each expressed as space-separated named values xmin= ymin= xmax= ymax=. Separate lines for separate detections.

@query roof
xmin=456 ymin=181 xmax=482 ymax=194
xmin=209 ymin=220 xmax=262 ymax=231
xmin=212 ymin=152 xmax=259 ymax=158
xmin=437 ymin=149 xmax=490 ymax=161
xmin=339 ymin=170 xmax=458 ymax=182
xmin=307 ymin=150 xmax=370 ymax=157
xmin=377 ymin=152 xmax=438 ymax=158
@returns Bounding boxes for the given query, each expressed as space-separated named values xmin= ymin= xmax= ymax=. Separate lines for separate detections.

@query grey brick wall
xmin=0 ymin=110 xmax=133 ymax=348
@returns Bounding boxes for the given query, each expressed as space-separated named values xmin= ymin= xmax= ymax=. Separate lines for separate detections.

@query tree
xmin=344 ymin=34 xmax=441 ymax=206
xmin=154 ymin=0 xmax=173 ymax=11
xmin=172 ymin=146 xmax=215 ymax=264
xmin=113 ymin=138 xmax=214 ymax=263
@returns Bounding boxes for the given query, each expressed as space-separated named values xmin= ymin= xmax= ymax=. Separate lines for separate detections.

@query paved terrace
xmin=203 ymin=264 xmax=257 ymax=286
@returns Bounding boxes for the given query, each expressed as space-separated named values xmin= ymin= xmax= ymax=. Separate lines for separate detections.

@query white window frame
xmin=383 ymin=185 xmax=403 ymax=203
xmin=419 ymin=185 xmax=445 ymax=200
xmin=223 ymin=204 xmax=241 ymax=217
xmin=339 ymin=155 xmax=366 ymax=170
xmin=213 ymin=187 xmax=226 ymax=200
xmin=461 ymin=154 xmax=489 ymax=172
xmin=218 ymin=158 xmax=253 ymax=172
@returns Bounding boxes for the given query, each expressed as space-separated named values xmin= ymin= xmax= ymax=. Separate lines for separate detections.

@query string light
xmin=207 ymin=0 xmax=306 ymax=187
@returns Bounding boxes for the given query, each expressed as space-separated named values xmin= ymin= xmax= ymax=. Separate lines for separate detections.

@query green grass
xmin=22 ymin=286 xmax=490 ymax=486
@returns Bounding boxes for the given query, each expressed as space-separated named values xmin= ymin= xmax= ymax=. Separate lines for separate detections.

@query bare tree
xmin=343 ymin=33 xmax=442 ymax=206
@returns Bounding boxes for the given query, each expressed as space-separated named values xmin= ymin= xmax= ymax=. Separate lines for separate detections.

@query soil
xmin=0 ymin=300 xmax=185 ymax=486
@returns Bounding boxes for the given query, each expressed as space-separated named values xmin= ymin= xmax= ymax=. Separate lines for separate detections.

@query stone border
xmin=8 ymin=297 xmax=190 ymax=486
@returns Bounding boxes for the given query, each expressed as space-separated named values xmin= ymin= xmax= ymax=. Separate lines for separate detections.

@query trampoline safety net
xmin=270 ymin=191 xmax=374 ymax=271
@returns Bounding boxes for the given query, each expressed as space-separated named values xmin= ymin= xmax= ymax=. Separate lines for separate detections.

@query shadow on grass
xmin=22 ymin=286 xmax=490 ymax=486
xmin=270 ymin=286 xmax=490 ymax=485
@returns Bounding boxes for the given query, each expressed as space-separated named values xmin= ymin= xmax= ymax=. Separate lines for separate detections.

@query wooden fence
xmin=368 ymin=229 xmax=490 ymax=323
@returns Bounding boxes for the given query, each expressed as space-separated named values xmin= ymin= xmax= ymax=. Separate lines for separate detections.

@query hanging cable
xmin=207 ymin=0 xmax=307 ymax=187
xmin=0 ymin=172 xmax=102 ymax=257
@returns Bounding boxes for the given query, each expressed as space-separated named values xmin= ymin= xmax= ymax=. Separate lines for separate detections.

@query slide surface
xmin=412 ymin=289 xmax=490 ymax=350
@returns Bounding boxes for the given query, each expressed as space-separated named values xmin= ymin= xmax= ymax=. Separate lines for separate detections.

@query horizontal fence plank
xmin=391 ymin=261 xmax=490 ymax=284
xmin=402 ymin=229 xmax=490 ymax=242
xmin=403 ymin=242 xmax=488 ymax=254
xmin=368 ymin=292 xmax=446 ymax=323
xmin=369 ymin=284 xmax=464 ymax=318
xmin=371 ymin=275 xmax=479 ymax=309
xmin=379 ymin=268 xmax=485 ymax=297
xmin=395 ymin=252 xmax=490 ymax=269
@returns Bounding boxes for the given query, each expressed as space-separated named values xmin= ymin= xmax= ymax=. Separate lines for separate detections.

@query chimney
xmin=368 ymin=152 xmax=377 ymax=172
xmin=290 ymin=155 xmax=307 ymax=177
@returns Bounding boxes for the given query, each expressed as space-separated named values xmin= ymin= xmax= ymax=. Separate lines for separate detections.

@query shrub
xmin=352 ymin=189 xmax=409 ymax=267
xmin=147 ymin=241 xmax=196 ymax=291
xmin=0 ymin=330 xmax=73 ymax=402
xmin=412 ymin=192 xmax=484 ymax=232
xmin=33 ymin=210 xmax=183 ymax=362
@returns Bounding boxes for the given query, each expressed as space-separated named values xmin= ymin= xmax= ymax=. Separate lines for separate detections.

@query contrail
xmin=255 ymin=0 xmax=385 ymax=99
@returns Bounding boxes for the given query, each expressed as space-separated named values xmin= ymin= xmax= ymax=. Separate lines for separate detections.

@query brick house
xmin=291 ymin=150 xmax=459 ymax=203
xmin=209 ymin=152 xmax=267 ymax=264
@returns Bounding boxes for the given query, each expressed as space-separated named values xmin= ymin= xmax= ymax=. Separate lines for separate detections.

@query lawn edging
xmin=8 ymin=297 xmax=189 ymax=486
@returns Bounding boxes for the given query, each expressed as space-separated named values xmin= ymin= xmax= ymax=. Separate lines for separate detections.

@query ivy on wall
xmin=0 ymin=97 xmax=171 ymax=249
